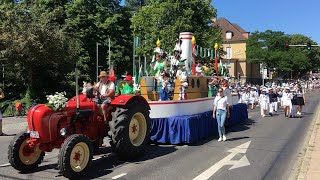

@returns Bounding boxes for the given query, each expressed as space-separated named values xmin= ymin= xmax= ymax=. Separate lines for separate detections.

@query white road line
xmin=112 ymin=173 xmax=127 ymax=179
xmin=0 ymin=163 xmax=11 ymax=167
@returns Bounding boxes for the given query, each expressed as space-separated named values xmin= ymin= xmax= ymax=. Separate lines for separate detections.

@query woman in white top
xmin=249 ymin=87 xmax=258 ymax=110
xmin=213 ymin=88 xmax=229 ymax=142
xmin=259 ymin=88 xmax=269 ymax=117
xmin=282 ymin=87 xmax=293 ymax=118
xmin=240 ymin=88 xmax=250 ymax=108
xmin=296 ymin=84 xmax=305 ymax=116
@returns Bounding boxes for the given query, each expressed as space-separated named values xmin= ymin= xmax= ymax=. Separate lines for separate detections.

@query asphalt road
xmin=0 ymin=90 xmax=319 ymax=180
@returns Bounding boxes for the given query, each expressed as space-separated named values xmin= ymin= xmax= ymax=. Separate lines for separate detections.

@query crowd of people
xmin=237 ymin=83 xmax=306 ymax=118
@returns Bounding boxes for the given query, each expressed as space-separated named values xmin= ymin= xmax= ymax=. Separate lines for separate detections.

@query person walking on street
xmin=282 ymin=87 xmax=293 ymax=118
xmin=296 ymin=84 xmax=305 ymax=116
xmin=259 ymin=88 xmax=269 ymax=117
xmin=213 ymin=88 xmax=229 ymax=142
xmin=0 ymin=88 xmax=5 ymax=136
xmin=268 ymin=88 xmax=278 ymax=116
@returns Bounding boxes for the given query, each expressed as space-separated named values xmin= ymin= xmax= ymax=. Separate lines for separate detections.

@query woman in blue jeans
xmin=213 ymin=88 xmax=230 ymax=141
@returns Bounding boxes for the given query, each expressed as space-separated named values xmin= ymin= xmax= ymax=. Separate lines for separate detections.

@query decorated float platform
xmin=139 ymin=76 xmax=248 ymax=144
xmin=133 ymin=32 xmax=248 ymax=144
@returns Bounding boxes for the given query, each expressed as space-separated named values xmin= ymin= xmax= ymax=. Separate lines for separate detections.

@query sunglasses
xmin=218 ymin=90 xmax=223 ymax=92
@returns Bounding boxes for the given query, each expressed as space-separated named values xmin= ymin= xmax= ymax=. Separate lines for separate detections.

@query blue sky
xmin=212 ymin=0 xmax=320 ymax=44
xmin=120 ymin=0 xmax=320 ymax=44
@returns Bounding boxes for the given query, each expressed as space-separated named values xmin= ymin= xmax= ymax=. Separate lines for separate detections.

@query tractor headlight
xmin=60 ymin=128 xmax=67 ymax=136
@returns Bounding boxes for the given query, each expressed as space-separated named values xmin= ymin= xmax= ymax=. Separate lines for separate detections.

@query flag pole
xmin=214 ymin=43 xmax=219 ymax=75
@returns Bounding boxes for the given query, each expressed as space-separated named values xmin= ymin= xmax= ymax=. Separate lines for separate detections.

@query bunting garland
xmin=194 ymin=45 xmax=216 ymax=58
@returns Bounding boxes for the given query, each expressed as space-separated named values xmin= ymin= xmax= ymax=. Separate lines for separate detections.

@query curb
xmin=293 ymin=104 xmax=320 ymax=179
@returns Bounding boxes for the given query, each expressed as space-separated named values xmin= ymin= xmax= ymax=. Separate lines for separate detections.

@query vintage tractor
xmin=7 ymin=86 xmax=151 ymax=178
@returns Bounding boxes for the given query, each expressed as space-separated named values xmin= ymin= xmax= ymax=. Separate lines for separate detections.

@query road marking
xmin=112 ymin=173 xmax=127 ymax=179
xmin=193 ymin=141 xmax=251 ymax=180
xmin=0 ymin=163 xmax=11 ymax=167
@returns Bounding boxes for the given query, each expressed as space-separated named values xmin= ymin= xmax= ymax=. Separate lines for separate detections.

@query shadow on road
xmin=226 ymin=136 xmax=250 ymax=141
xmin=83 ymin=144 xmax=177 ymax=179
xmin=227 ymin=118 xmax=256 ymax=134
xmin=16 ymin=144 xmax=177 ymax=179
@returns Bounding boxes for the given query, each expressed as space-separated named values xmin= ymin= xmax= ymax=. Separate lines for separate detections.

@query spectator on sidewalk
xmin=0 ymin=88 xmax=5 ymax=136
xmin=15 ymin=101 xmax=23 ymax=117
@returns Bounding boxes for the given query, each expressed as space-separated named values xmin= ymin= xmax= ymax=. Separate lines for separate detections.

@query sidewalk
xmin=296 ymin=105 xmax=320 ymax=180
xmin=1 ymin=117 xmax=27 ymax=135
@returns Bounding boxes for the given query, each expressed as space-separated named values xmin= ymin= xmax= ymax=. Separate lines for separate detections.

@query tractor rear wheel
xmin=108 ymin=101 xmax=151 ymax=160
xmin=58 ymin=134 xmax=93 ymax=179
xmin=8 ymin=132 xmax=45 ymax=172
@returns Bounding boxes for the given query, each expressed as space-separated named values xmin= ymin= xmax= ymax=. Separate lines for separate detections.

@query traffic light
xmin=307 ymin=42 xmax=312 ymax=50
xmin=284 ymin=43 xmax=289 ymax=51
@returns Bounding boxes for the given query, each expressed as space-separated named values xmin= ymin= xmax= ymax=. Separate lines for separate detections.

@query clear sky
xmin=212 ymin=0 xmax=320 ymax=44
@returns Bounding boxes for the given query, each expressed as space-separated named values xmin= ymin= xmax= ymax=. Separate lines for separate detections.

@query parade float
xmin=135 ymin=32 xmax=248 ymax=144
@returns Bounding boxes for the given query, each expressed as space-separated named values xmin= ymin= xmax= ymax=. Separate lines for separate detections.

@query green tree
xmin=131 ymin=0 xmax=220 ymax=61
xmin=124 ymin=0 xmax=151 ymax=12
xmin=246 ymin=30 xmax=319 ymax=79
xmin=0 ymin=0 xmax=78 ymax=99
xmin=64 ymin=0 xmax=133 ymax=79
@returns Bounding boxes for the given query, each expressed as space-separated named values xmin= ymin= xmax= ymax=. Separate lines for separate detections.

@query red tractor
xmin=7 ymin=89 xmax=151 ymax=178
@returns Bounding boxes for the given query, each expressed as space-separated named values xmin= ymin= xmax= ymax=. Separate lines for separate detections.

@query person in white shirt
xmin=296 ymin=84 xmax=305 ymax=116
xmin=222 ymin=80 xmax=233 ymax=106
xmin=249 ymin=87 xmax=258 ymax=110
xmin=282 ymin=87 xmax=293 ymax=118
xmin=240 ymin=88 xmax=250 ymax=108
xmin=195 ymin=62 xmax=204 ymax=76
xmin=94 ymin=71 xmax=115 ymax=121
xmin=259 ymin=88 xmax=269 ymax=117
xmin=213 ymin=88 xmax=229 ymax=142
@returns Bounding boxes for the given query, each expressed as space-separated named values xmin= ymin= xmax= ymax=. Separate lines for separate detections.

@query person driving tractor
xmin=94 ymin=71 xmax=115 ymax=121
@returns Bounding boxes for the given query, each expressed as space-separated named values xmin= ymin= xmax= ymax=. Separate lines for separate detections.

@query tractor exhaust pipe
xmin=75 ymin=65 xmax=80 ymax=110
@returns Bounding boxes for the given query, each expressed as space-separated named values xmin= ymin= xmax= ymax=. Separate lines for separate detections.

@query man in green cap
xmin=176 ymin=61 xmax=187 ymax=80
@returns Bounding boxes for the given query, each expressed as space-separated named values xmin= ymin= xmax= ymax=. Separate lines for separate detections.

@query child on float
xmin=121 ymin=75 xmax=135 ymax=95
xmin=176 ymin=61 xmax=187 ymax=80
xmin=178 ymin=75 xmax=188 ymax=100
xmin=160 ymin=72 xmax=172 ymax=101
xmin=259 ymin=88 xmax=269 ymax=117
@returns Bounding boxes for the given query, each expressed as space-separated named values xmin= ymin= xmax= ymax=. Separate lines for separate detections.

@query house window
xmin=226 ymin=47 xmax=232 ymax=59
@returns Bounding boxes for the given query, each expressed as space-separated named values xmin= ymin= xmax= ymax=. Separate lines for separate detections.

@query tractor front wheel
xmin=108 ymin=101 xmax=151 ymax=160
xmin=58 ymin=134 xmax=93 ymax=179
xmin=8 ymin=132 xmax=45 ymax=172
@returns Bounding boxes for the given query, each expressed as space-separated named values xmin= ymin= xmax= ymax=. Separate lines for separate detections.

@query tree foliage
xmin=247 ymin=30 xmax=320 ymax=79
xmin=0 ymin=0 xmax=77 ymax=99
xmin=131 ymin=0 xmax=221 ymax=62
xmin=64 ymin=0 xmax=132 ymax=80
